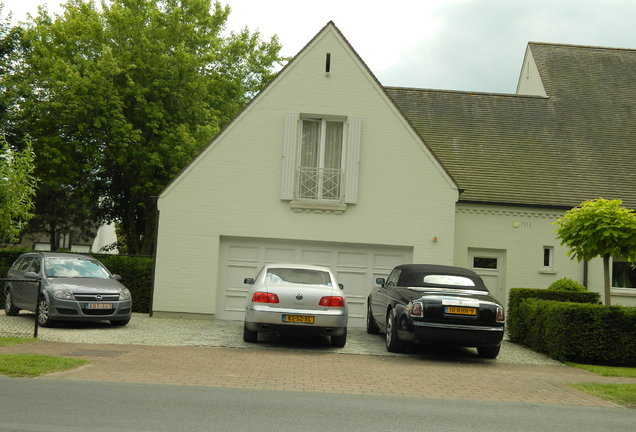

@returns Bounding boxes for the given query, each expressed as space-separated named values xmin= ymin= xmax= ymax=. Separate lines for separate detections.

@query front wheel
xmin=5 ymin=291 xmax=20 ymax=316
xmin=385 ymin=309 xmax=404 ymax=353
xmin=37 ymin=297 xmax=54 ymax=327
xmin=477 ymin=345 xmax=501 ymax=359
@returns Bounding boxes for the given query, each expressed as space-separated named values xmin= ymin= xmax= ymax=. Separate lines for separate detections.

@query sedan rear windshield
xmin=266 ymin=268 xmax=332 ymax=286
xmin=44 ymin=258 xmax=111 ymax=279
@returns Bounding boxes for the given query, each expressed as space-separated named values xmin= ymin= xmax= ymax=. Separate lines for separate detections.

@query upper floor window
xmin=298 ymin=118 xmax=343 ymax=201
xmin=281 ymin=113 xmax=361 ymax=211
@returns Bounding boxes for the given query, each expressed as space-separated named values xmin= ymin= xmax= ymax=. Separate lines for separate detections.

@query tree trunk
xmin=48 ymin=223 xmax=56 ymax=251
xmin=603 ymin=254 xmax=611 ymax=306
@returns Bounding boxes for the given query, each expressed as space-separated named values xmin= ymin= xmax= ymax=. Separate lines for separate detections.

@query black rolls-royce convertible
xmin=367 ymin=264 xmax=505 ymax=358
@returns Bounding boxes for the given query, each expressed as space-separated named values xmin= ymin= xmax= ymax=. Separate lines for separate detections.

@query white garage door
xmin=217 ymin=237 xmax=412 ymax=327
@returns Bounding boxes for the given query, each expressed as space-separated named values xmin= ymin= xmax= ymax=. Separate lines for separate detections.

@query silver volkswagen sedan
xmin=4 ymin=252 xmax=133 ymax=327
xmin=243 ymin=263 xmax=348 ymax=347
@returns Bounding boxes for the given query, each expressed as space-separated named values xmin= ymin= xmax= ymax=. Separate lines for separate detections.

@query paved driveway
xmin=23 ymin=313 xmax=559 ymax=364
xmin=2 ymin=313 xmax=635 ymax=408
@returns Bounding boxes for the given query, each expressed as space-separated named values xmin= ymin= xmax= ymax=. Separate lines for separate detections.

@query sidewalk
xmin=1 ymin=314 xmax=634 ymax=407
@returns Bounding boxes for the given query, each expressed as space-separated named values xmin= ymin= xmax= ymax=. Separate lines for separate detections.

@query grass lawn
xmin=567 ymin=362 xmax=636 ymax=408
xmin=0 ymin=337 xmax=35 ymax=347
xmin=0 ymin=337 xmax=88 ymax=377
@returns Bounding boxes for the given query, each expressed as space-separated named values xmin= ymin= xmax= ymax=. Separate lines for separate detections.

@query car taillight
xmin=319 ymin=296 xmax=345 ymax=307
xmin=496 ymin=306 xmax=505 ymax=323
xmin=410 ymin=301 xmax=423 ymax=317
xmin=252 ymin=292 xmax=279 ymax=304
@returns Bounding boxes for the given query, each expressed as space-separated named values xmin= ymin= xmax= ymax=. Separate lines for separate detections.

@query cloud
xmin=376 ymin=0 xmax=636 ymax=92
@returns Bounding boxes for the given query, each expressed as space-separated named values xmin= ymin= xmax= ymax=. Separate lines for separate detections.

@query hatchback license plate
xmin=282 ymin=314 xmax=315 ymax=324
xmin=446 ymin=306 xmax=477 ymax=316
xmin=83 ymin=303 xmax=113 ymax=310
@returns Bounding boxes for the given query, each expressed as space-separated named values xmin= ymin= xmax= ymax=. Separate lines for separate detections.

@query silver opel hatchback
xmin=4 ymin=252 xmax=133 ymax=327
xmin=243 ymin=263 xmax=348 ymax=347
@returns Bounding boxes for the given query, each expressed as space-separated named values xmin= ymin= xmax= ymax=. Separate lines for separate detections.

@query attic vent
xmin=325 ymin=53 xmax=331 ymax=74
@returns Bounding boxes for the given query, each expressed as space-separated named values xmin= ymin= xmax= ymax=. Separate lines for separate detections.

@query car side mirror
xmin=244 ymin=278 xmax=255 ymax=285
xmin=111 ymin=274 xmax=122 ymax=280
xmin=375 ymin=277 xmax=386 ymax=286
xmin=24 ymin=271 xmax=40 ymax=279
xmin=338 ymin=283 xmax=344 ymax=290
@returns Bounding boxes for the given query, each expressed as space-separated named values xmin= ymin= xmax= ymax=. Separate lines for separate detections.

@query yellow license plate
xmin=446 ymin=306 xmax=477 ymax=316
xmin=282 ymin=314 xmax=315 ymax=324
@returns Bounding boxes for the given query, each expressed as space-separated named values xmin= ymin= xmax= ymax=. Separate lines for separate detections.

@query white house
xmin=151 ymin=22 xmax=636 ymax=324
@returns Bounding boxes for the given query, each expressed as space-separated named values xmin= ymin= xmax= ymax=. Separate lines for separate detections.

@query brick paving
xmin=2 ymin=340 xmax=634 ymax=408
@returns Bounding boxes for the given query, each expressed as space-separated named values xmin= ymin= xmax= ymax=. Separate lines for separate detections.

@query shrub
xmin=0 ymin=247 xmax=31 ymax=277
xmin=95 ymin=254 xmax=153 ymax=313
xmin=548 ymin=278 xmax=586 ymax=292
xmin=516 ymin=299 xmax=636 ymax=366
xmin=508 ymin=288 xmax=600 ymax=342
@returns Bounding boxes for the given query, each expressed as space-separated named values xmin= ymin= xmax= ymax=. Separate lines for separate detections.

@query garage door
xmin=217 ymin=237 xmax=412 ymax=327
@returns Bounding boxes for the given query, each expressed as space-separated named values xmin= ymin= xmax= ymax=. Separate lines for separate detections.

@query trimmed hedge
xmin=517 ymin=299 xmax=636 ymax=366
xmin=0 ymin=248 xmax=30 ymax=277
xmin=0 ymin=250 xmax=153 ymax=314
xmin=94 ymin=255 xmax=153 ymax=314
xmin=507 ymin=288 xmax=600 ymax=342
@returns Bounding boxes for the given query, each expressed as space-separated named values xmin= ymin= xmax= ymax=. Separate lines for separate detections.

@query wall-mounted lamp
xmin=433 ymin=236 xmax=438 ymax=242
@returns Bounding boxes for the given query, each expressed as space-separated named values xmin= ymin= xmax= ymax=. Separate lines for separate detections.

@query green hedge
xmin=94 ymin=255 xmax=153 ymax=313
xmin=0 ymin=249 xmax=153 ymax=314
xmin=517 ymin=299 xmax=636 ymax=366
xmin=508 ymin=288 xmax=600 ymax=342
xmin=0 ymin=247 xmax=31 ymax=277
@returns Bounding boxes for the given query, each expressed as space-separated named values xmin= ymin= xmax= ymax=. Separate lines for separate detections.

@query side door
xmin=24 ymin=257 xmax=43 ymax=309
xmin=370 ymin=268 xmax=401 ymax=331
xmin=9 ymin=257 xmax=33 ymax=308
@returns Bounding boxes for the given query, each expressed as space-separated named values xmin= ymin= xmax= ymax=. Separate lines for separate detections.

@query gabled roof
xmin=386 ymin=43 xmax=636 ymax=210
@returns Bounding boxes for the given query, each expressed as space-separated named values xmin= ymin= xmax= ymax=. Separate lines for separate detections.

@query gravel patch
xmin=25 ymin=313 xmax=563 ymax=365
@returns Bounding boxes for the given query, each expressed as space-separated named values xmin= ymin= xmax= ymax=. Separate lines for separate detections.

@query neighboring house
xmin=21 ymin=222 xmax=118 ymax=254
xmin=152 ymin=22 xmax=636 ymax=325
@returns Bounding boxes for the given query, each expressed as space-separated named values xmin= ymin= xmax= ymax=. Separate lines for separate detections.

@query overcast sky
xmin=4 ymin=0 xmax=636 ymax=93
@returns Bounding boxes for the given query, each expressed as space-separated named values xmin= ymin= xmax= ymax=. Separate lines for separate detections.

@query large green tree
xmin=0 ymin=136 xmax=37 ymax=242
xmin=5 ymin=0 xmax=283 ymax=254
xmin=554 ymin=198 xmax=636 ymax=306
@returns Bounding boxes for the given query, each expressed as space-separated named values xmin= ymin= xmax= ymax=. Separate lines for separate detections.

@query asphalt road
xmin=1 ymin=377 xmax=635 ymax=432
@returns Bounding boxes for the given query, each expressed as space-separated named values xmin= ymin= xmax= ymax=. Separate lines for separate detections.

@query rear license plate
xmin=282 ymin=314 xmax=315 ymax=324
xmin=83 ymin=303 xmax=113 ymax=310
xmin=445 ymin=306 xmax=477 ymax=316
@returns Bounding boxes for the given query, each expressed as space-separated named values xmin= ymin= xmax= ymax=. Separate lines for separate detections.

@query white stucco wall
xmin=454 ymin=203 xmax=636 ymax=307
xmin=152 ymin=25 xmax=458 ymax=315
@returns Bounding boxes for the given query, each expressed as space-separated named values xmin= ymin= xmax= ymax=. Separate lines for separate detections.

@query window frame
xmin=281 ymin=113 xmax=361 ymax=211
xmin=297 ymin=116 xmax=345 ymax=202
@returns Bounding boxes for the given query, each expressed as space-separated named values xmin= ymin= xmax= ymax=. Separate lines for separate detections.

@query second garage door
xmin=217 ymin=237 xmax=412 ymax=327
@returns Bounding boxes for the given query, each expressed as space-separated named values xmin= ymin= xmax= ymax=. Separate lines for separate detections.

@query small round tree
xmin=554 ymin=198 xmax=636 ymax=305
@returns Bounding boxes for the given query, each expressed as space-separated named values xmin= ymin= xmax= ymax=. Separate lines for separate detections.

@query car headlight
xmin=52 ymin=287 xmax=74 ymax=300
xmin=119 ymin=288 xmax=132 ymax=301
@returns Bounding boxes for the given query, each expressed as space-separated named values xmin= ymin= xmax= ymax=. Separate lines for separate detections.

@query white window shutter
xmin=281 ymin=113 xmax=299 ymax=200
xmin=344 ymin=117 xmax=361 ymax=204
